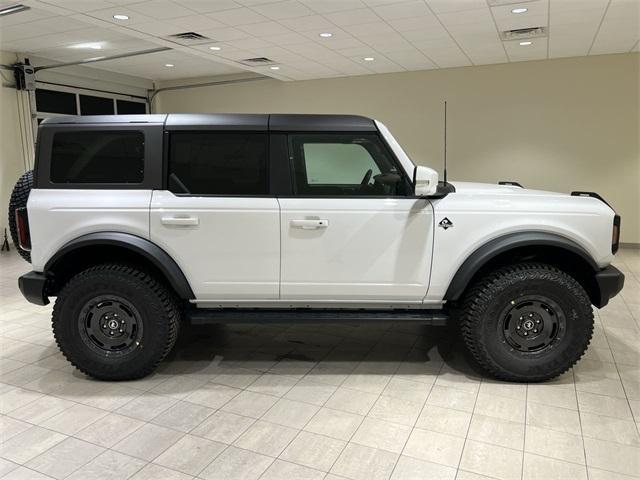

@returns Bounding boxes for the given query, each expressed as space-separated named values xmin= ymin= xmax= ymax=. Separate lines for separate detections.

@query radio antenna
xmin=443 ymin=100 xmax=448 ymax=185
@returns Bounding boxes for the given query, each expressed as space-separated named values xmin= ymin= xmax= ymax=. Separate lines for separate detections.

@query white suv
xmin=11 ymin=113 xmax=624 ymax=382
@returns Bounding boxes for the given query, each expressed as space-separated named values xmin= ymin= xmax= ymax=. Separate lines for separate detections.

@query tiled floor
xmin=1 ymin=249 xmax=639 ymax=480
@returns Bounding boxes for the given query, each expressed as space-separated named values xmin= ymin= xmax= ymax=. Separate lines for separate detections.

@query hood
xmin=449 ymin=181 xmax=569 ymax=198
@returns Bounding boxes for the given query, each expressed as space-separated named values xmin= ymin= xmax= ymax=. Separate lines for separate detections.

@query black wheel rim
xmin=499 ymin=295 xmax=565 ymax=354
xmin=78 ymin=295 xmax=143 ymax=357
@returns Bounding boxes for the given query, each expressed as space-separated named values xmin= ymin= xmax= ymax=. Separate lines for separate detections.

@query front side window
xmin=50 ymin=131 xmax=144 ymax=184
xmin=289 ymin=133 xmax=411 ymax=196
xmin=168 ymin=132 xmax=268 ymax=195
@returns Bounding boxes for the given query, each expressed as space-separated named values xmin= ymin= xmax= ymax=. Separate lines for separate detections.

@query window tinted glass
xmin=51 ymin=131 xmax=144 ymax=184
xmin=79 ymin=95 xmax=114 ymax=115
xmin=289 ymin=133 xmax=411 ymax=196
xmin=35 ymin=89 xmax=77 ymax=115
xmin=169 ymin=132 xmax=268 ymax=195
xmin=116 ymin=100 xmax=146 ymax=114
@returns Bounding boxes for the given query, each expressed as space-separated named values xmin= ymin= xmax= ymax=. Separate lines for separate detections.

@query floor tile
xmin=524 ymin=425 xmax=585 ymax=464
xmin=383 ymin=377 xmax=431 ymax=403
xmin=26 ymin=437 xmax=104 ymax=479
xmin=116 ymin=393 xmax=178 ymax=422
xmin=7 ymin=395 xmax=74 ymax=425
xmin=0 ymin=425 xmax=66 ymax=464
xmin=261 ymin=398 xmax=319 ymax=429
xmin=280 ymin=431 xmax=346 ymax=471
xmin=283 ymin=377 xmax=337 ymax=406
xmin=460 ymin=440 xmax=522 ymax=480
xmin=390 ymin=455 xmax=456 ymax=480
xmin=351 ymin=417 xmax=411 ymax=454
xmin=65 ymin=450 xmax=146 ymax=480
xmin=2 ymin=466 xmax=55 ymax=479
xmin=368 ymin=395 xmax=423 ymax=426
xmin=233 ymin=420 xmax=298 ymax=457
xmin=246 ymin=373 xmax=298 ymax=397
xmin=526 ymin=402 xmax=581 ymax=435
xmin=153 ymin=434 xmax=226 ymax=476
xmin=150 ymin=401 xmax=214 ymax=432
xmin=331 ymin=443 xmax=398 ymax=480
xmin=199 ymin=446 xmax=273 ymax=480
xmin=426 ymin=385 xmax=477 ymax=413
xmin=580 ymin=411 xmax=640 ymax=445
xmin=415 ymin=404 xmax=472 ymax=437
xmin=468 ymin=414 xmax=525 ymax=450
xmin=130 ymin=463 xmax=194 ymax=480
xmin=190 ymin=410 xmax=255 ymax=444
xmin=474 ymin=392 xmax=525 ymax=423
xmin=260 ymin=459 xmax=325 ymax=480
xmin=221 ymin=390 xmax=278 ymax=418
xmin=112 ymin=423 xmax=184 ymax=461
xmin=402 ymin=427 xmax=465 ymax=467
xmin=583 ymin=437 xmax=640 ymax=476
xmin=303 ymin=407 xmax=363 ymax=441
xmin=74 ymin=413 xmax=145 ymax=448
xmin=325 ymin=386 xmax=379 ymax=415
xmin=182 ymin=383 xmax=240 ymax=409
xmin=523 ymin=453 xmax=587 ymax=480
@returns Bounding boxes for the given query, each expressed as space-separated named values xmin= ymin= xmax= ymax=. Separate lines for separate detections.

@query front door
xmin=279 ymin=132 xmax=434 ymax=303
xmin=150 ymin=131 xmax=280 ymax=301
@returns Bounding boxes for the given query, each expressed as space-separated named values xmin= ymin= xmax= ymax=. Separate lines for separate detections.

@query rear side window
xmin=50 ymin=131 xmax=144 ymax=184
xmin=168 ymin=132 xmax=268 ymax=195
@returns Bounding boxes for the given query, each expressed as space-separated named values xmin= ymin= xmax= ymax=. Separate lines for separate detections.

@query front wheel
xmin=460 ymin=263 xmax=593 ymax=382
xmin=53 ymin=264 xmax=180 ymax=380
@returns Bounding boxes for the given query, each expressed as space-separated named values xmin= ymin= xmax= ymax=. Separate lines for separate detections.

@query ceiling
xmin=0 ymin=0 xmax=638 ymax=82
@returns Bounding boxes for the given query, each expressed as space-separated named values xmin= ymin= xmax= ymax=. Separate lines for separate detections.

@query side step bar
xmin=187 ymin=308 xmax=448 ymax=326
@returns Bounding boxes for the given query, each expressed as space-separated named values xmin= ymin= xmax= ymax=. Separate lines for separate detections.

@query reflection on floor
xmin=0 ymin=248 xmax=639 ymax=480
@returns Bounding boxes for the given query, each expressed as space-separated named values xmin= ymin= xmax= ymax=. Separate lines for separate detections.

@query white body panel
xmin=149 ymin=191 xmax=280 ymax=300
xmin=279 ymin=198 xmax=434 ymax=302
xmin=28 ymin=189 xmax=152 ymax=271
xmin=425 ymin=182 xmax=616 ymax=302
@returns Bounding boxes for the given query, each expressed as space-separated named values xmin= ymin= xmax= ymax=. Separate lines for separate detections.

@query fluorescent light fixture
xmin=319 ymin=32 xmax=333 ymax=38
xmin=511 ymin=7 xmax=528 ymax=13
xmin=165 ymin=63 xmax=174 ymax=67
xmin=113 ymin=14 xmax=129 ymax=20
xmin=519 ymin=41 xmax=532 ymax=46
xmin=0 ymin=4 xmax=30 ymax=16
xmin=270 ymin=66 xmax=280 ymax=70
xmin=363 ymin=57 xmax=375 ymax=61
xmin=70 ymin=43 xmax=103 ymax=50
xmin=209 ymin=46 xmax=221 ymax=51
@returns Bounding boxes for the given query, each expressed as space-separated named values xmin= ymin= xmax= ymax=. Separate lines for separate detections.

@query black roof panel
xmin=270 ymin=114 xmax=376 ymax=132
xmin=41 ymin=114 xmax=167 ymax=125
xmin=165 ymin=113 xmax=269 ymax=131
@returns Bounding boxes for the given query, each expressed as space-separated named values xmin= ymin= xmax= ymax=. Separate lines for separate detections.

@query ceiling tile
xmin=324 ymin=8 xmax=381 ymax=26
xmin=373 ymin=0 xmax=432 ymax=20
xmin=251 ymin=0 xmax=315 ymax=19
xmin=237 ymin=20 xmax=292 ymax=36
xmin=127 ymin=1 xmax=197 ymax=20
xmin=209 ymin=7 xmax=269 ymax=26
xmin=299 ymin=0 xmax=366 ymax=14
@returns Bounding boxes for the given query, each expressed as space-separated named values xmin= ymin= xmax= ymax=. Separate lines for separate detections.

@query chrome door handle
xmin=290 ymin=219 xmax=329 ymax=230
xmin=161 ymin=216 xmax=199 ymax=226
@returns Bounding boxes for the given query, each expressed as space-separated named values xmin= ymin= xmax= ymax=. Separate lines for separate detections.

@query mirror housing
xmin=413 ymin=166 xmax=439 ymax=196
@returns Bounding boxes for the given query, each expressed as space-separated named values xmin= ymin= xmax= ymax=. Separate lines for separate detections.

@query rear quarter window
xmin=50 ymin=131 xmax=144 ymax=184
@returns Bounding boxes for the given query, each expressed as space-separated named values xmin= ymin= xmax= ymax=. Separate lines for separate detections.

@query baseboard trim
xmin=620 ymin=242 xmax=640 ymax=249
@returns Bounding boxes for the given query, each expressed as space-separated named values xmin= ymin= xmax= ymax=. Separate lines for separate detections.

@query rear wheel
xmin=8 ymin=170 xmax=33 ymax=263
xmin=460 ymin=263 xmax=593 ymax=382
xmin=53 ymin=264 xmax=180 ymax=380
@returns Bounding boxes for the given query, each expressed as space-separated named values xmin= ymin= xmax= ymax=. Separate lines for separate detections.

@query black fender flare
xmin=45 ymin=232 xmax=195 ymax=299
xmin=444 ymin=231 xmax=599 ymax=301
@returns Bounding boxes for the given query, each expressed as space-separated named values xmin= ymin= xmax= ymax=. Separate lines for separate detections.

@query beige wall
xmin=157 ymin=53 xmax=640 ymax=243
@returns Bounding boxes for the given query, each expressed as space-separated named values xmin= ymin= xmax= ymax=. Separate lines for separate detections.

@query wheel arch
xmin=444 ymin=232 xmax=601 ymax=305
xmin=44 ymin=232 xmax=195 ymax=300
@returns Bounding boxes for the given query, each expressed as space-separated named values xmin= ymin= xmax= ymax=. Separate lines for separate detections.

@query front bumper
xmin=18 ymin=271 xmax=49 ymax=306
xmin=594 ymin=265 xmax=625 ymax=308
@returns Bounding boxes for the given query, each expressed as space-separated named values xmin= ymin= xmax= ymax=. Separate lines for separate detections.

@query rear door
xmin=150 ymin=127 xmax=280 ymax=301
xmin=278 ymin=132 xmax=434 ymax=303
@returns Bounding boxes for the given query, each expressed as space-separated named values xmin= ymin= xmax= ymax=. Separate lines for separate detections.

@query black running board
xmin=187 ymin=308 xmax=448 ymax=325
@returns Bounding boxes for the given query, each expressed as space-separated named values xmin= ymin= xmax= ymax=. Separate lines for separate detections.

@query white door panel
xmin=150 ymin=191 xmax=280 ymax=300
xmin=279 ymin=198 xmax=434 ymax=301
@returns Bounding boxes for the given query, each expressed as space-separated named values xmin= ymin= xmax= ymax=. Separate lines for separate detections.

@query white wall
xmin=156 ymin=53 xmax=640 ymax=243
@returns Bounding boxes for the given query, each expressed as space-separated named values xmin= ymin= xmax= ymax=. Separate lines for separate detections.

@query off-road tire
xmin=460 ymin=263 xmax=593 ymax=382
xmin=8 ymin=170 xmax=33 ymax=263
xmin=52 ymin=264 xmax=180 ymax=380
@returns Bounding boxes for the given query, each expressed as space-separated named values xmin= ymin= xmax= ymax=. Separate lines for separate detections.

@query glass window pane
xmin=169 ymin=132 xmax=268 ymax=195
xmin=290 ymin=133 xmax=411 ymax=197
xmin=117 ymin=100 xmax=146 ymax=114
xmin=51 ymin=131 xmax=144 ymax=183
xmin=79 ymin=95 xmax=114 ymax=115
xmin=35 ymin=89 xmax=77 ymax=115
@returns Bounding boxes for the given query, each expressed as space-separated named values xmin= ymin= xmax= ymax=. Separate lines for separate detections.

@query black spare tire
xmin=8 ymin=170 xmax=33 ymax=263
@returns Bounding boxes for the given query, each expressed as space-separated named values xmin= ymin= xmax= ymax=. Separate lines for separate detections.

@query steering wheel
xmin=360 ymin=169 xmax=373 ymax=186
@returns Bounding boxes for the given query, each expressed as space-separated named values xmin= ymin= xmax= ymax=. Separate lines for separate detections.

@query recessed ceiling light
xmin=209 ymin=46 xmax=222 ymax=51
xmin=519 ymin=41 xmax=532 ymax=46
xmin=0 ymin=4 xmax=30 ymax=17
xmin=363 ymin=57 xmax=375 ymax=61
xmin=165 ymin=63 xmax=174 ymax=67
xmin=70 ymin=43 xmax=103 ymax=50
xmin=113 ymin=14 xmax=129 ymax=20
xmin=511 ymin=7 xmax=528 ymax=13
xmin=270 ymin=66 xmax=280 ymax=70
xmin=319 ymin=32 xmax=333 ymax=38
